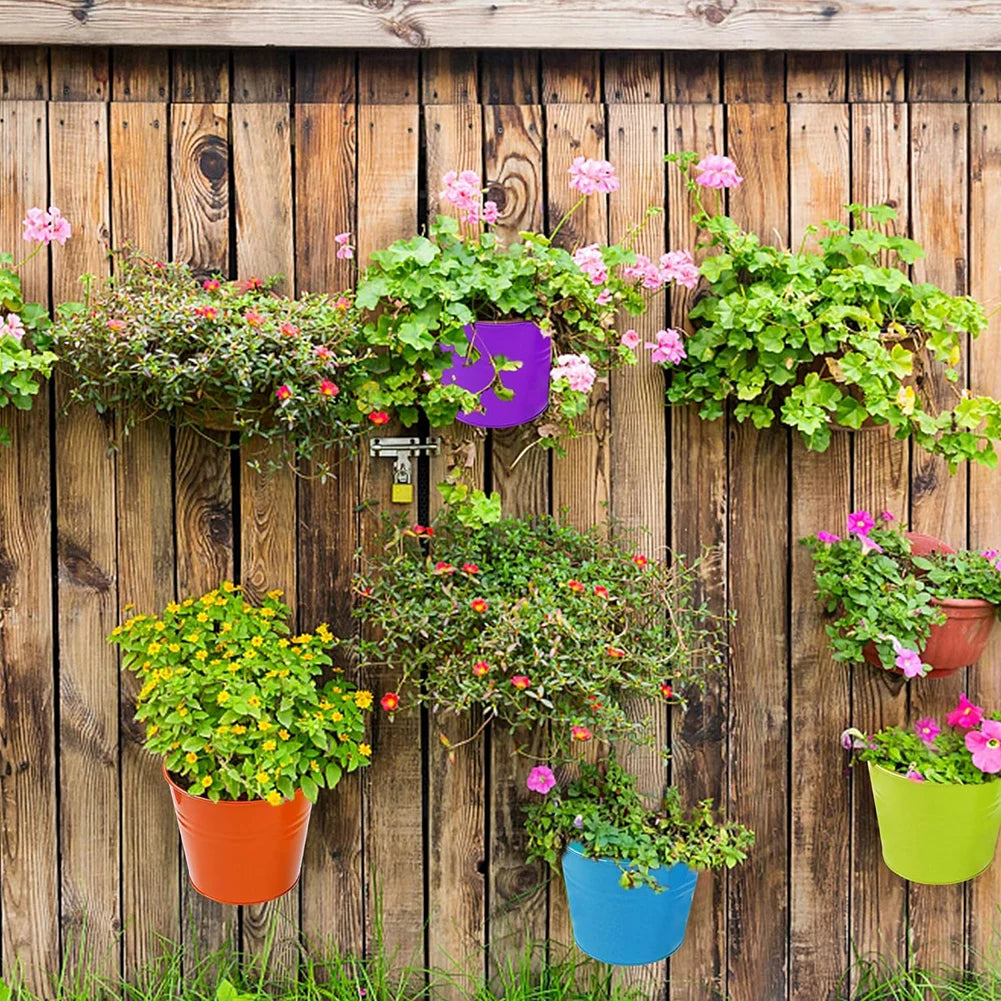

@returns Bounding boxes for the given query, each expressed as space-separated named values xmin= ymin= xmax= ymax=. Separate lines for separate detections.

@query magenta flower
xmin=859 ymin=534 xmax=884 ymax=556
xmin=572 ymin=244 xmax=608 ymax=285
xmin=334 ymin=232 xmax=354 ymax=260
xmin=482 ymin=200 xmax=499 ymax=225
xmin=816 ymin=531 xmax=840 ymax=544
xmin=646 ymin=329 xmax=686 ymax=365
xmin=621 ymin=329 xmax=640 ymax=350
xmin=568 ymin=157 xmax=619 ymax=196
xmin=966 ymin=720 xmax=1001 ymax=773
xmin=906 ymin=768 xmax=926 ymax=783
xmin=914 ymin=717 xmax=941 ymax=745
xmin=659 ymin=249 xmax=700 ymax=290
xmin=841 ymin=727 xmax=868 ymax=750
xmin=981 ymin=549 xmax=1001 ymax=570
xmin=22 ymin=206 xmax=71 ymax=246
xmin=0 ymin=313 xmax=25 ymax=342
xmin=526 ymin=765 xmax=556 ymax=795
xmin=846 ymin=510 xmax=875 ymax=537
xmin=551 ymin=353 xmax=597 ymax=394
xmin=894 ymin=648 xmax=924 ymax=678
xmin=947 ymin=693 xmax=985 ymax=730
xmin=880 ymin=511 xmax=895 ymax=522
xmin=694 ymin=154 xmax=743 ymax=190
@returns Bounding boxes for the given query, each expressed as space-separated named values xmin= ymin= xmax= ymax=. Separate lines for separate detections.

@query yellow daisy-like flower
xmin=178 ymin=708 xmax=188 ymax=718
xmin=267 ymin=589 xmax=284 ymax=600
xmin=358 ymin=744 xmax=372 ymax=757
xmin=258 ymin=720 xmax=272 ymax=731
xmin=216 ymin=691 xmax=231 ymax=705
xmin=278 ymin=669 xmax=289 ymax=678
xmin=220 ymin=622 xmax=232 ymax=633
xmin=259 ymin=607 xmax=276 ymax=618
xmin=185 ymin=752 xmax=198 ymax=764
xmin=266 ymin=790 xmax=282 ymax=806
xmin=161 ymin=667 xmax=173 ymax=679
xmin=183 ymin=598 xmax=194 ymax=608
xmin=266 ymin=670 xmax=278 ymax=679
xmin=248 ymin=695 xmax=261 ymax=708
xmin=278 ymin=729 xmax=290 ymax=741
xmin=292 ymin=633 xmax=313 ymax=645
xmin=310 ymin=760 xmax=320 ymax=771
xmin=256 ymin=771 xmax=269 ymax=784
xmin=319 ymin=699 xmax=332 ymax=710
xmin=210 ymin=659 xmax=221 ymax=666
xmin=251 ymin=635 xmax=264 ymax=648
xmin=331 ymin=711 xmax=343 ymax=722
xmin=277 ymin=638 xmax=289 ymax=648
xmin=331 ymin=686 xmax=342 ymax=695
xmin=147 ymin=724 xmax=159 ymax=737
xmin=166 ymin=602 xmax=181 ymax=613
xmin=154 ymin=620 xmax=166 ymax=632
xmin=223 ymin=582 xmax=236 ymax=593
xmin=186 ymin=633 xmax=200 ymax=643
xmin=243 ymin=649 xmax=256 ymax=660
xmin=147 ymin=642 xmax=162 ymax=655
xmin=111 ymin=626 xmax=122 ymax=637
xmin=168 ymin=643 xmax=181 ymax=654
xmin=263 ymin=739 xmax=276 ymax=751
xmin=228 ymin=663 xmax=240 ymax=673
xmin=195 ymin=650 xmax=208 ymax=661
xmin=201 ymin=775 xmax=212 ymax=788
xmin=303 ymin=653 xmax=314 ymax=661
xmin=338 ymin=734 xmax=349 ymax=742
xmin=171 ymin=741 xmax=181 ymax=749
xmin=230 ymin=724 xmax=247 ymax=735
xmin=123 ymin=603 xmax=136 ymax=611
xmin=196 ymin=612 xmax=209 ymax=623
xmin=201 ymin=594 xmax=216 ymax=607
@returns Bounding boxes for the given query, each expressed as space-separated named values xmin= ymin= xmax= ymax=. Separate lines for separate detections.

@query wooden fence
xmin=2 ymin=46 xmax=1001 ymax=1001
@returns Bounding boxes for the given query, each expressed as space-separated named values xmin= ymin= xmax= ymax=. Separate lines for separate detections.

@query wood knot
xmin=72 ymin=0 xmax=94 ymax=22
xmin=58 ymin=538 xmax=112 ymax=594
xmin=206 ymin=504 xmax=232 ymax=547
xmin=196 ymin=137 xmax=228 ymax=186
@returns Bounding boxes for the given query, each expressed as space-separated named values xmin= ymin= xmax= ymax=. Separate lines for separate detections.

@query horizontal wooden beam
xmin=6 ymin=0 xmax=1001 ymax=50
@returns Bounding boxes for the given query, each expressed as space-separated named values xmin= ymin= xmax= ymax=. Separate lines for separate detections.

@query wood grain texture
xmin=50 ymin=46 xmax=109 ymax=100
xmin=109 ymin=97 xmax=178 ymax=976
xmin=10 ymin=1 xmax=1001 ymax=49
xmin=849 ymin=53 xmax=905 ymax=103
xmin=0 ymin=99 xmax=58 ymax=997
xmin=541 ymin=52 xmax=600 ymax=104
xmin=907 ymin=53 xmax=967 ymax=102
xmin=423 ymin=51 xmax=478 ymax=105
xmin=231 ymin=50 xmax=291 ymax=103
xmin=787 ymin=100 xmax=852 ymax=1001
xmin=786 ymin=53 xmax=846 ymax=102
xmin=50 ymin=99 xmax=120 ymax=980
xmin=725 ymin=101 xmax=789 ymax=1001
xmin=724 ymin=53 xmax=784 ymax=103
xmin=480 ymin=52 xmax=539 ymax=105
xmin=666 ymin=98 xmax=729 ymax=1001
xmin=112 ymin=48 xmax=168 ymax=101
xmin=171 ymin=48 xmax=229 ymax=102
xmin=604 ymin=52 xmax=662 ymax=103
xmin=0 ymin=47 xmax=48 ymax=99
xmin=907 ymin=100 xmax=969 ymax=975
xmin=665 ymin=53 xmax=719 ymax=104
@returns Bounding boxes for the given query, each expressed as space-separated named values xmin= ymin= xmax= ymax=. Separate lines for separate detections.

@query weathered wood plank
xmin=50 ymin=47 xmax=109 ymax=100
xmin=848 ymin=53 xmax=905 ymax=103
xmin=9 ymin=2 xmax=1001 ymax=50
xmin=423 ymin=51 xmax=478 ymax=104
xmin=480 ymin=52 xmax=539 ymax=105
xmin=665 ymin=53 xmax=719 ymax=104
xmin=109 ymin=97 xmax=178 ymax=976
xmin=232 ymin=50 xmax=291 ymax=102
xmin=604 ymin=52 xmax=662 ymax=103
xmin=50 ymin=98 xmax=120 ymax=980
xmin=541 ymin=52 xmax=600 ymax=104
xmin=112 ymin=49 xmax=168 ymax=101
xmin=0 ymin=47 xmax=48 ymax=99
xmin=0 ymin=98 xmax=59 ymax=998
xmin=723 ymin=53 xmax=784 ymax=103
xmin=907 ymin=53 xmax=967 ymax=102
xmin=358 ymin=52 xmax=418 ymax=104
xmin=788 ymin=100 xmax=852 ymax=1001
xmin=725 ymin=101 xmax=789 ymax=1001
xmin=171 ymin=49 xmax=229 ymax=103
xmin=666 ymin=97 xmax=728 ymax=1001
xmin=787 ymin=53 xmax=846 ymax=102
xmin=295 ymin=50 xmax=356 ymax=104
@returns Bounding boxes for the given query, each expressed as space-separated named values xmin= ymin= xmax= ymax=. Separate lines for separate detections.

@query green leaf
xmin=300 ymin=775 xmax=319 ymax=803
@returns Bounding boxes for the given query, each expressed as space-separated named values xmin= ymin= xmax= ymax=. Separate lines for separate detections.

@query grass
xmin=847 ymin=955 xmax=1001 ymax=1001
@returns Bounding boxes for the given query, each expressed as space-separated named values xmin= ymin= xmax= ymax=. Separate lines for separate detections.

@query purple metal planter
xmin=440 ymin=320 xmax=552 ymax=428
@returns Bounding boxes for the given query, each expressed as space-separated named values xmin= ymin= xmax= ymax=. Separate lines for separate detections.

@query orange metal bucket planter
xmin=164 ymin=767 xmax=312 ymax=905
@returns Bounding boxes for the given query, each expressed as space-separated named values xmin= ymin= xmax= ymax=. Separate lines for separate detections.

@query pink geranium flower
xmin=846 ymin=510 xmax=875 ymax=537
xmin=526 ymin=765 xmax=556 ymax=794
xmin=334 ymin=232 xmax=354 ymax=260
xmin=947 ymin=693 xmax=985 ymax=729
xmin=621 ymin=329 xmax=640 ymax=350
xmin=568 ymin=157 xmax=619 ymax=196
xmin=694 ymin=154 xmax=743 ymax=190
xmin=646 ymin=329 xmax=686 ymax=365
xmin=0 ymin=313 xmax=25 ymax=342
xmin=22 ymin=206 xmax=71 ymax=246
xmin=659 ymin=249 xmax=700 ymax=290
xmin=966 ymin=720 xmax=1001 ymax=773
xmin=482 ymin=201 xmax=499 ymax=225
xmin=914 ymin=717 xmax=941 ymax=745
xmin=440 ymin=170 xmax=485 ymax=224
xmin=622 ymin=253 xmax=664 ymax=291
xmin=572 ymin=244 xmax=608 ymax=285
xmin=551 ymin=353 xmax=597 ymax=394
xmin=596 ymin=290 xmax=612 ymax=306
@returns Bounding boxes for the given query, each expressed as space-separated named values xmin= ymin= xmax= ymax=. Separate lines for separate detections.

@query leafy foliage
xmin=46 ymin=250 xmax=370 ymax=477
xmin=348 ymin=513 xmax=730 ymax=752
xmin=664 ymin=151 xmax=999 ymax=469
xmin=524 ymin=758 xmax=754 ymax=890
xmin=108 ymin=583 xmax=372 ymax=804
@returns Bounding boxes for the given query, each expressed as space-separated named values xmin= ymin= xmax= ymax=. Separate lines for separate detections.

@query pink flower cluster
xmin=334 ymin=232 xmax=354 ymax=261
xmin=694 ymin=154 xmax=743 ymax=190
xmin=622 ymin=249 xmax=699 ymax=292
xmin=908 ymin=695 xmax=1001 ymax=777
xmin=440 ymin=170 xmax=499 ymax=226
xmin=568 ymin=157 xmax=619 ymax=196
xmin=0 ymin=314 xmax=24 ymax=342
xmin=22 ymin=206 xmax=71 ymax=247
xmin=551 ymin=353 xmax=596 ymax=393
xmin=981 ymin=548 xmax=1001 ymax=570
xmin=646 ymin=328 xmax=686 ymax=365
xmin=572 ymin=244 xmax=608 ymax=285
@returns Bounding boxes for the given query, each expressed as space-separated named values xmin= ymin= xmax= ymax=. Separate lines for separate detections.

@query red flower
xmin=511 ymin=675 xmax=530 ymax=690
xmin=660 ymin=682 xmax=673 ymax=700
xmin=202 ymin=278 xmax=221 ymax=291
xmin=571 ymin=725 xmax=592 ymax=741
xmin=280 ymin=322 xmax=299 ymax=337
xmin=470 ymin=598 xmax=488 ymax=614
xmin=632 ymin=554 xmax=648 ymax=568
xmin=368 ymin=411 xmax=390 ymax=426
xmin=593 ymin=585 xmax=609 ymax=599
xmin=193 ymin=305 xmax=218 ymax=319
xmin=413 ymin=524 xmax=434 ymax=537
xmin=243 ymin=309 xmax=265 ymax=326
xmin=275 ymin=385 xmax=293 ymax=402
xmin=241 ymin=277 xmax=264 ymax=291
xmin=357 ymin=586 xmax=373 ymax=598
xmin=606 ymin=646 xmax=625 ymax=658
xmin=433 ymin=561 xmax=456 ymax=575
xmin=586 ymin=694 xmax=603 ymax=709
xmin=380 ymin=692 xmax=400 ymax=712
xmin=319 ymin=379 xmax=339 ymax=398
xmin=472 ymin=660 xmax=490 ymax=677
xmin=567 ymin=580 xmax=585 ymax=594
xmin=462 ymin=562 xmax=480 ymax=574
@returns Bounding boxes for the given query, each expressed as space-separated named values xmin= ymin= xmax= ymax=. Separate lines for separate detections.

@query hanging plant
xmin=656 ymin=151 xmax=999 ymax=469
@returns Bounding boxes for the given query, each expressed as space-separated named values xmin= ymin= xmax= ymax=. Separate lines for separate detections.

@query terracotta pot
xmin=164 ymin=767 xmax=312 ymax=905
xmin=861 ymin=532 xmax=997 ymax=677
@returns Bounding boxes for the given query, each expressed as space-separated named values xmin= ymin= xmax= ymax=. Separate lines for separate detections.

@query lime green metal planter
xmin=868 ymin=761 xmax=1001 ymax=884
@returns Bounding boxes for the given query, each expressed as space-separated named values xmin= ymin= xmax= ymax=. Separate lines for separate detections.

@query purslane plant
xmin=524 ymin=758 xmax=754 ymax=890
xmin=843 ymin=693 xmax=1001 ymax=783
xmin=109 ymin=583 xmax=372 ymax=804
xmin=0 ymin=207 xmax=67 ymax=444
xmin=348 ymin=513 xmax=730 ymax=753
xmin=803 ymin=510 xmax=1001 ymax=677
xmin=46 ymin=250 xmax=371 ymax=478
xmin=656 ymin=151 xmax=998 ymax=469
xmin=354 ymin=160 xmax=696 ymax=452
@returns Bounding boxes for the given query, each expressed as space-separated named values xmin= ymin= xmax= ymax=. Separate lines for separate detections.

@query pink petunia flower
xmin=694 ymin=154 xmax=743 ymax=190
xmin=482 ymin=200 xmax=499 ymax=225
xmin=947 ymin=693 xmax=985 ymax=730
xmin=859 ymin=534 xmax=884 ymax=556
xmin=816 ymin=531 xmax=840 ymax=544
xmin=846 ymin=510 xmax=875 ymax=537
xmin=881 ymin=510 xmax=895 ymax=522
xmin=1 ymin=313 xmax=25 ymax=342
xmin=966 ymin=720 xmax=1001 ymax=773
xmin=568 ymin=157 xmax=619 ymax=196
xmin=906 ymin=768 xmax=926 ymax=783
xmin=659 ymin=249 xmax=700 ymax=290
xmin=551 ymin=353 xmax=597 ymax=393
xmin=314 ymin=345 xmax=333 ymax=360
xmin=621 ymin=329 xmax=640 ymax=350
xmin=526 ymin=765 xmax=556 ymax=794
xmin=571 ymin=725 xmax=592 ymax=741
xmin=646 ymin=329 xmax=686 ymax=365
xmin=914 ymin=716 xmax=941 ymax=745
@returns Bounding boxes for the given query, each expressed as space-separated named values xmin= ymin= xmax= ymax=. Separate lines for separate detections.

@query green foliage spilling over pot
xmin=108 ymin=582 xmax=372 ymax=804
xmin=660 ymin=151 xmax=999 ymax=469
xmin=47 ymin=250 xmax=370 ymax=477
xmin=524 ymin=758 xmax=753 ymax=890
xmin=348 ymin=513 xmax=730 ymax=752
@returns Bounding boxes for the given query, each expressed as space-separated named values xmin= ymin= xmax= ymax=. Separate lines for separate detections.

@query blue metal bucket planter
xmin=560 ymin=842 xmax=698 ymax=965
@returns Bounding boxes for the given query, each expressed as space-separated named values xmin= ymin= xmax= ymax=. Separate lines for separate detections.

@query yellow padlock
xmin=392 ymin=482 xmax=414 ymax=504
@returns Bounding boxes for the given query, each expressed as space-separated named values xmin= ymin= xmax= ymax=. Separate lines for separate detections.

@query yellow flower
xmin=338 ymin=734 xmax=349 ymax=742
xmin=147 ymin=724 xmax=159 ymax=737
xmin=201 ymin=594 xmax=216 ymax=607
xmin=277 ymin=638 xmax=289 ymax=648
xmin=330 ymin=711 xmax=343 ymax=722
xmin=258 ymin=720 xmax=272 ymax=731
xmin=221 ymin=622 xmax=233 ymax=633
xmin=111 ymin=626 xmax=122 ymax=637
xmin=178 ymin=708 xmax=188 ymax=718
xmin=223 ymin=582 xmax=236 ymax=593
xmin=896 ymin=384 xmax=917 ymax=415
xmin=147 ymin=642 xmax=162 ymax=655
xmin=204 ymin=745 xmax=213 ymax=753
xmin=210 ymin=658 xmax=221 ymax=666
xmin=185 ymin=752 xmax=198 ymax=764
xmin=256 ymin=771 xmax=269 ymax=784
xmin=263 ymin=739 xmax=276 ymax=751
xmin=171 ymin=741 xmax=180 ymax=749
xmin=166 ymin=602 xmax=180 ymax=613
xmin=303 ymin=653 xmax=314 ymax=661
xmin=358 ymin=744 xmax=372 ymax=757
xmin=230 ymin=724 xmax=247 ymax=735
xmin=266 ymin=669 xmax=278 ymax=679
xmin=266 ymin=790 xmax=282 ymax=806
xmin=278 ymin=729 xmax=290 ymax=741
xmin=292 ymin=633 xmax=312 ymax=645
xmin=161 ymin=667 xmax=173 ymax=679
xmin=216 ymin=691 xmax=231 ymax=705
xmin=154 ymin=620 xmax=166 ymax=632
xmin=310 ymin=760 xmax=320 ymax=771
xmin=183 ymin=598 xmax=194 ymax=607
xmin=168 ymin=643 xmax=181 ymax=654
xmin=243 ymin=649 xmax=255 ymax=660
xmin=194 ymin=650 xmax=208 ymax=661
xmin=251 ymin=635 xmax=264 ymax=648
xmin=278 ymin=669 xmax=289 ymax=678
xmin=186 ymin=632 xmax=200 ymax=643
xmin=228 ymin=663 xmax=240 ymax=673
xmin=319 ymin=700 xmax=332 ymax=710
xmin=248 ymin=695 xmax=261 ymax=708
xmin=196 ymin=612 xmax=209 ymax=623
xmin=260 ymin=607 xmax=276 ymax=618
xmin=123 ymin=603 xmax=136 ymax=611
xmin=331 ymin=686 xmax=342 ymax=695
xmin=316 ymin=623 xmax=332 ymax=640
xmin=267 ymin=588 xmax=284 ymax=600
xmin=201 ymin=775 xmax=212 ymax=788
